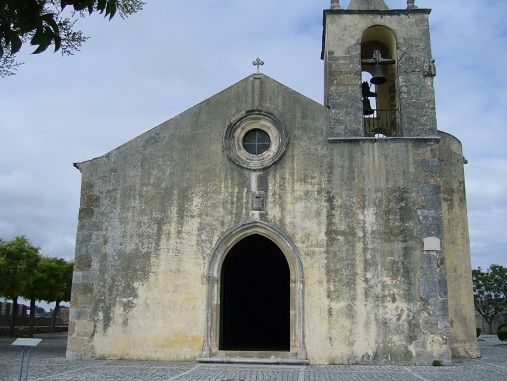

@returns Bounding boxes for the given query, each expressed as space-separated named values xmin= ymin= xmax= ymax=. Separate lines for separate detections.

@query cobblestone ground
xmin=1 ymin=333 xmax=506 ymax=381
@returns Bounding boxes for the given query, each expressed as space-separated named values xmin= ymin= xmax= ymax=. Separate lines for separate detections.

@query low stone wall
xmin=0 ymin=315 xmax=65 ymax=326
xmin=0 ymin=325 xmax=68 ymax=336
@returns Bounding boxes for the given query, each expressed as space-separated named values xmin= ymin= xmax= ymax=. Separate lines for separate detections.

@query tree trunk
xmin=51 ymin=300 xmax=60 ymax=332
xmin=8 ymin=296 xmax=19 ymax=337
xmin=28 ymin=298 xmax=36 ymax=337
xmin=487 ymin=318 xmax=494 ymax=334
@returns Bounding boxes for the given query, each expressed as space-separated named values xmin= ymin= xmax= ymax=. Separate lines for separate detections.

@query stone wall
xmin=323 ymin=136 xmax=450 ymax=365
xmin=68 ymin=75 xmax=329 ymax=361
xmin=67 ymin=74 xmax=476 ymax=364
xmin=439 ymin=132 xmax=480 ymax=358
xmin=0 ymin=316 xmax=65 ymax=326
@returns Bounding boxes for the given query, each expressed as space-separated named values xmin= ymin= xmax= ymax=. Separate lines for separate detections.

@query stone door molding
xmin=201 ymin=221 xmax=306 ymax=361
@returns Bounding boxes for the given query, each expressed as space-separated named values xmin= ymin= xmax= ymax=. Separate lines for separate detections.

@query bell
xmin=363 ymin=98 xmax=374 ymax=115
xmin=370 ymin=64 xmax=387 ymax=85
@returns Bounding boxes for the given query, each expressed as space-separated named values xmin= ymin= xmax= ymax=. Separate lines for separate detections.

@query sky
xmin=1 ymin=0 xmax=506 ymax=273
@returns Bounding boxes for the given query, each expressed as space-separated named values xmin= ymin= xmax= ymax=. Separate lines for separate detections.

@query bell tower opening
xmin=219 ymin=234 xmax=290 ymax=351
xmin=361 ymin=25 xmax=399 ymax=137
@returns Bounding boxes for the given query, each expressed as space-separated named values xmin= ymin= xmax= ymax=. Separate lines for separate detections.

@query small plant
xmin=431 ymin=360 xmax=442 ymax=366
xmin=476 ymin=327 xmax=482 ymax=338
xmin=497 ymin=323 xmax=507 ymax=341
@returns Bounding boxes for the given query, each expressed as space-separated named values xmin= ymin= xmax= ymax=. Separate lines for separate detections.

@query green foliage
xmin=0 ymin=236 xmax=41 ymax=299
xmin=62 ymin=260 xmax=74 ymax=302
xmin=0 ymin=235 xmax=73 ymax=306
xmin=431 ymin=360 xmax=442 ymax=366
xmin=0 ymin=240 xmax=6 ymax=275
xmin=0 ymin=236 xmax=41 ymax=336
xmin=36 ymin=256 xmax=73 ymax=303
xmin=1 ymin=235 xmax=75 ymax=335
xmin=0 ymin=0 xmax=144 ymax=76
xmin=476 ymin=327 xmax=482 ymax=338
xmin=472 ymin=265 xmax=507 ymax=333
xmin=498 ymin=323 xmax=507 ymax=341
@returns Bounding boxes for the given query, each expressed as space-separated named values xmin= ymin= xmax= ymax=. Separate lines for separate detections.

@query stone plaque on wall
xmin=251 ymin=191 xmax=266 ymax=211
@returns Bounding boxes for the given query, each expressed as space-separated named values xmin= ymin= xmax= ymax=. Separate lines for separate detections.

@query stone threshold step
xmin=197 ymin=357 xmax=309 ymax=365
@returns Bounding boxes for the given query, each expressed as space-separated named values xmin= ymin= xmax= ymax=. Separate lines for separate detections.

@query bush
xmin=476 ymin=327 xmax=482 ymax=337
xmin=497 ymin=323 xmax=507 ymax=341
xmin=431 ymin=360 xmax=442 ymax=366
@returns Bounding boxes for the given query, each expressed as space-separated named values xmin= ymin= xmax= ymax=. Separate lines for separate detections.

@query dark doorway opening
xmin=219 ymin=234 xmax=290 ymax=351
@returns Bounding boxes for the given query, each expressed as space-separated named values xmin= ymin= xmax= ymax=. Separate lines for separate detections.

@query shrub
xmin=476 ymin=327 xmax=482 ymax=337
xmin=497 ymin=323 xmax=507 ymax=341
xmin=431 ymin=360 xmax=442 ymax=366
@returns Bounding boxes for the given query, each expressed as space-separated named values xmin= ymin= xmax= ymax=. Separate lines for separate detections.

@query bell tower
xmin=323 ymin=0 xmax=437 ymax=138
xmin=321 ymin=0 xmax=480 ymax=363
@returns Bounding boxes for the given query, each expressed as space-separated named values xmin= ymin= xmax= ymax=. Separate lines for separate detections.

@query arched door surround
xmin=201 ymin=221 xmax=306 ymax=361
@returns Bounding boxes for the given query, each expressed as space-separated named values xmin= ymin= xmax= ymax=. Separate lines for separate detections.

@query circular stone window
xmin=242 ymin=129 xmax=271 ymax=155
xmin=224 ymin=111 xmax=289 ymax=170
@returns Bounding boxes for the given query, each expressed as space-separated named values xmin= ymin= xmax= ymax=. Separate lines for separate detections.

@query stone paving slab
xmin=1 ymin=334 xmax=506 ymax=381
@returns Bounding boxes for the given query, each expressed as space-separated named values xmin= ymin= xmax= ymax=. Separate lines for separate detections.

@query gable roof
xmin=74 ymin=74 xmax=327 ymax=170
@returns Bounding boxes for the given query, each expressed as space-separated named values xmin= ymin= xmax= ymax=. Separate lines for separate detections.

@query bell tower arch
xmin=361 ymin=25 xmax=398 ymax=136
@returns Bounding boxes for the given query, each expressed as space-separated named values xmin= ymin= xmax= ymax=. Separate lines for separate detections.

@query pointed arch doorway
xmin=220 ymin=234 xmax=290 ymax=351
xmin=201 ymin=221 xmax=307 ymax=362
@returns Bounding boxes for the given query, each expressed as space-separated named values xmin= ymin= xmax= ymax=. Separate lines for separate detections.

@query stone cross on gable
xmin=253 ymin=58 xmax=264 ymax=73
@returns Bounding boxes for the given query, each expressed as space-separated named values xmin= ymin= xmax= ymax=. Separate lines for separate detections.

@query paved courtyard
xmin=1 ymin=333 xmax=506 ymax=380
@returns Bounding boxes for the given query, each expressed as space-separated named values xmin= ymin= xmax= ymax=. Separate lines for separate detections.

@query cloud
xmin=0 ymin=0 xmax=505 ymax=270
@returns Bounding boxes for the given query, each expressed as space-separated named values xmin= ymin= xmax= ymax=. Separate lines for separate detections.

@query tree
xmin=54 ymin=259 xmax=73 ymax=330
xmin=0 ymin=0 xmax=144 ymax=77
xmin=23 ymin=256 xmax=58 ymax=337
xmin=37 ymin=257 xmax=73 ymax=331
xmin=23 ymin=261 xmax=43 ymax=337
xmin=0 ymin=236 xmax=40 ymax=337
xmin=0 ymin=240 xmax=6 ymax=272
xmin=472 ymin=265 xmax=507 ymax=334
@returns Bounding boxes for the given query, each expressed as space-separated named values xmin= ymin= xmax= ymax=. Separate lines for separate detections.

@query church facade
xmin=67 ymin=1 xmax=480 ymax=365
